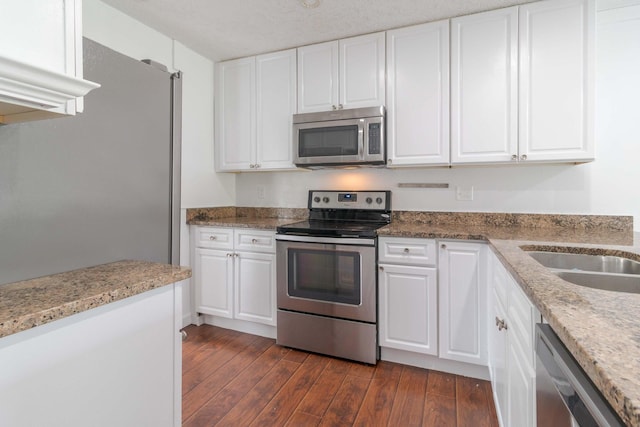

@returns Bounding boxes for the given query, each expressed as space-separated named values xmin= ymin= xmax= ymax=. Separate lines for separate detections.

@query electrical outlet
xmin=456 ymin=186 xmax=474 ymax=201
xmin=257 ymin=185 xmax=266 ymax=200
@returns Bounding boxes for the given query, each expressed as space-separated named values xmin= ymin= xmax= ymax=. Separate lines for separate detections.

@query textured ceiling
xmin=101 ymin=0 xmax=537 ymax=61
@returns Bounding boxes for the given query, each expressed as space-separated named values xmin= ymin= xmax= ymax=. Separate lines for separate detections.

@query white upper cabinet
xmin=451 ymin=0 xmax=594 ymax=165
xmin=216 ymin=57 xmax=256 ymax=171
xmin=519 ymin=0 xmax=595 ymax=162
xmin=451 ymin=8 xmax=518 ymax=164
xmin=0 ymin=0 xmax=99 ymax=124
xmin=297 ymin=41 xmax=339 ymax=113
xmin=339 ymin=33 xmax=386 ymax=109
xmin=216 ymin=49 xmax=297 ymax=172
xmin=386 ymin=21 xmax=450 ymax=167
xmin=297 ymin=32 xmax=385 ymax=113
xmin=256 ymin=49 xmax=297 ymax=170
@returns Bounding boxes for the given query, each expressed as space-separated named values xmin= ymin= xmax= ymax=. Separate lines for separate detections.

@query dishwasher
xmin=535 ymin=324 xmax=624 ymax=427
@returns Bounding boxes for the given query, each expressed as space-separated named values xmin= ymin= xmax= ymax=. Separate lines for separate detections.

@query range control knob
xmin=365 ymin=197 xmax=373 ymax=204
xmin=322 ymin=197 xmax=330 ymax=203
xmin=313 ymin=196 xmax=321 ymax=203
xmin=376 ymin=197 xmax=383 ymax=205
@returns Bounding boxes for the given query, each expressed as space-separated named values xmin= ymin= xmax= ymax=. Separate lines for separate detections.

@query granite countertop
xmin=380 ymin=221 xmax=639 ymax=427
xmin=186 ymin=207 xmax=306 ymax=230
xmin=188 ymin=217 xmax=298 ymax=230
xmin=0 ymin=260 xmax=192 ymax=339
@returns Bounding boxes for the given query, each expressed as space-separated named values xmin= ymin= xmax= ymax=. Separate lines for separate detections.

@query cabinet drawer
xmin=234 ymin=229 xmax=276 ymax=253
xmin=195 ymin=227 xmax=234 ymax=249
xmin=378 ymin=237 xmax=437 ymax=266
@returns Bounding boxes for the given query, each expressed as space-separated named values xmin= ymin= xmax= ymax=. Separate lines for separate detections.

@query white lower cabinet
xmin=193 ymin=227 xmax=276 ymax=330
xmin=378 ymin=238 xmax=489 ymax=378
xmin=488 ymin=250 xmax=538 ymax=427
xmin=438 ymin=241 xmax=488 ymax=365
xmin=234 ymin=251 xmax=276 ymax=325
xmin=378 ymin=263 xmax=438 ymax=355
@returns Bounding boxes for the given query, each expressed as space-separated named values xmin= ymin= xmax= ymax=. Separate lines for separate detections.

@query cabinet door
xmin=234 ymin=252 xmax=276 ymax=326
xmin=438 ymin=241 xmax=487 ymax=365
xmin=386 ymin=21 xmax=449 ymax=167
xmin=0 ymin=0 xmax=69 ymax=74
xmin=379 ymin=264 xmax=438 ymax=355
xmin=215 ymin=57 xmax=256 ymax=171
xmin=297 ymin=41 xmax=338 ymax=113
xmin=256 ymin=49 xmax=297 ymax=170
xmin=488 ymin=289 xmax=509 ymax=426
xmin=451 ymin=8 xmax=518 ymax=164
xmin=339 ymin=32 xmax=386 ymax=109
xmin=519 ymin=0 xmax=595 ymax=162
xmin=195 ymin=247 xmax=233 ymax=318
xmin=507 ymin=337 xmax=536 ymax=427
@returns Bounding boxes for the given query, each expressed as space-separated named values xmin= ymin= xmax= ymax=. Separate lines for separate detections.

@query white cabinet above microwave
xmin=0 ymin=0 xmax=100 ymax=124
xmin=297 ymin=32 xmax=386 ymax=113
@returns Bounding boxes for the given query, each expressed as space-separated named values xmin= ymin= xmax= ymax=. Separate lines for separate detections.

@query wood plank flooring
xmin=182 ymin=324 xmax=499 ymax=427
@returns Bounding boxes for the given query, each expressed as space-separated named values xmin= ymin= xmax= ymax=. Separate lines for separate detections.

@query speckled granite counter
xmin=0 ymin=260 xmax=191 ymax=339
xmin=379 ymin=214 xmax=639 ymax=427
xmin=186 ymin=206 xmax=306 ymax=229
xmin=188 ymin=217 xmax=299 ymax=230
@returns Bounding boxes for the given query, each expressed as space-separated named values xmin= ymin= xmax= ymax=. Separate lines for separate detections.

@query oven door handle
xmin=275 ymin=234 xmax=375 ymax=246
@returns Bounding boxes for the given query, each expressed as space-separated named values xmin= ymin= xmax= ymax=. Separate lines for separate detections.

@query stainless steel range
xmin=275 ymin=190 xmax=391 ymax=364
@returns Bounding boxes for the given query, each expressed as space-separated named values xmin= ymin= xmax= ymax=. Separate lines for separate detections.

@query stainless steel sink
xmin=527 ymin=251 xmax=640 ymax=275
xmin=526 ymin=250 xmax=640 ymax=293
xmin=555 ymin=271 xmax=640 ymax=294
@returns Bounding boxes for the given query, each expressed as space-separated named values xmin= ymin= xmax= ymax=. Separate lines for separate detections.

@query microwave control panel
xmin=368 ymin=123 xmax=381 ymax=155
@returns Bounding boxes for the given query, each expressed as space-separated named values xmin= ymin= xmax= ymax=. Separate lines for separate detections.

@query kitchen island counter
xmin=0 ymin=260 xmax=191 ymax=339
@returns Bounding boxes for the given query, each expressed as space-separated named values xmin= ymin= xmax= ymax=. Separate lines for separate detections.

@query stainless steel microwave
xmin=293 ymin=106 xmax=385 ymax=168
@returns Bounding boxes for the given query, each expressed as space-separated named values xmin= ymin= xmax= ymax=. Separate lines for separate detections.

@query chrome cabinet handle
xmin=520 ymin=154 xmax=527 ymax=161
xmin=441 ymin=243 xmax=447 ymax=250
xmin=495 ymin=316 xmax=508 ymax=331
xmin=234 ymin=253 xmax=239 ymax=258
xmin=226 ymin=253 xmax=232 ymax=257
xmin=251 ymin=238 xmax=258 ymax=244
xmin=332 ymin=105 xmax=337 ymax=110
xmin=209 ymin=236 xmax=217 ymax=241
xmin=511 ymin=154 xmax=518 ymax=161
xmin=379 ymin=266 xmax=384 ymax=271
xmin=338 ymin=104 xmax=344 ymax=110
xmin=403 ymin=248 xmax=410 ymax=253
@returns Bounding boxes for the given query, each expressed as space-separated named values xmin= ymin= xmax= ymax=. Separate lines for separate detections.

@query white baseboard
xmin=197 ymin=314 xmax=276 ymax=339
xmin=380 ymin=347 xmax=490 ymax=381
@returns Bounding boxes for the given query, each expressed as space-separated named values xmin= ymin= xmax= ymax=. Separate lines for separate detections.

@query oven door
xmin=276 ymin=235 xmax=376 ymax=323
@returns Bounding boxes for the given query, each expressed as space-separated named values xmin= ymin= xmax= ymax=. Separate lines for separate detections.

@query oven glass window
xmin=298 ymin=125 xmax=359 ymax=157
xmin=287 ymin=248 xmax=361 ymax=305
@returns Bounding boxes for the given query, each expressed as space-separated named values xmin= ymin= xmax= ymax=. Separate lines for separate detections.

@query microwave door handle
xmin=359 ymin=125 xmax=364 ymax=157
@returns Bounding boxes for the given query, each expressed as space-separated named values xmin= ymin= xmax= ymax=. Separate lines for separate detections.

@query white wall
xmin=236 ymin=2 xmax=640 ymax=229
xmin=84 ymin=0 xmax=235 ymax=326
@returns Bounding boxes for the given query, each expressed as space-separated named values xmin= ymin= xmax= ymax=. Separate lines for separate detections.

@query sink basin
xmin=527 ymin=251 xmax=640 ymax=275
xmin=555 ymin=271 xmax=640 ymax=294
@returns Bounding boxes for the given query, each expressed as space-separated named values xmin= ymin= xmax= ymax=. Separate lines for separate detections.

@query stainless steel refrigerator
xmin=0 ymin=38 xmax=182 ymax=286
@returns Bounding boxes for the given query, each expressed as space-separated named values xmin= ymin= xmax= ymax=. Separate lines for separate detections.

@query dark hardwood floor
xmin=182 ymin=324 xmax=499 ymax=427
